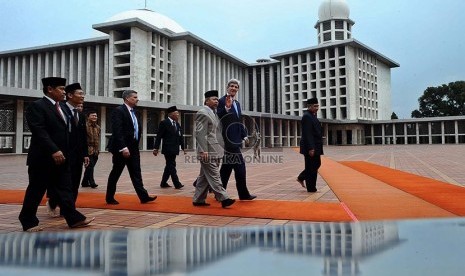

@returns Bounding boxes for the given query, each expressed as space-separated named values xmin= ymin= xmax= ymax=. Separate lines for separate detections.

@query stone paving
xmin=0 ymin=144 xmax=464 ymax=233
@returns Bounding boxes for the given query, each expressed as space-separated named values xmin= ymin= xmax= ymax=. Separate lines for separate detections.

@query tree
xmin=411 ymin=81 xmax=465 ymax=118
xmin=391 ymin=112 xmax=398 ymax=119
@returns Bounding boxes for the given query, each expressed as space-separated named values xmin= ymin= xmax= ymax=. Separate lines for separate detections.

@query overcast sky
xmin=1 ymin=0 xmax=464 ymax=118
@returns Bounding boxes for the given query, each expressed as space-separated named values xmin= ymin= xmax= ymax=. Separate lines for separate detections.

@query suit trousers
xmin=48 ymin=154 xmax=83 ymax=208
xmin=19 ymin=164 xmax=86 ymax=230
xmin=161 ymin=154 xmax=181 ymax=187
xmin=193 ymin=158 xmax=229 ymax=203
xmin=304 ymin=154 xmax=321 ymax=191
xmin=82 ymin=154 xmax=98 ymax=186
xmin=106 ymin=143 xmax=150 ymax=201
xmin=220 ymin=152 xmax=251 ymax=199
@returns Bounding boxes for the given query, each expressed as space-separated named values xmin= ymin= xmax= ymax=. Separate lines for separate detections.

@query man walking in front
xmin=153 ymin=106 xmax=186 ymax=189
xmin=300 ymin=98 xmax=323 ymax=192
xmin=193 ymin=90 xmax=235 ymax=208
xmin=19 ymin=77 xmax=94 ymax=232
xmin=106 ymin=90 xmax=157 ymax=205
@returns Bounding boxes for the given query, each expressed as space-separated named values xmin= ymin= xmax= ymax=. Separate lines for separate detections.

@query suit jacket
xmin=61 ymin=102 xmax=88 ymax=160
xmin=195 ymin=107 xmax=224 ymax=159
xmin=26 ymin=97 xmax=70 ymax=167
xmin=300 ymin=110 xmax=324 ymax=156
xmin=154 ymin=118 xmax=184 ymax=155
xmin=107 ymin=104 xmax=142 ymax=153
xmin=217 ymin=95 xmax=247 ymax=153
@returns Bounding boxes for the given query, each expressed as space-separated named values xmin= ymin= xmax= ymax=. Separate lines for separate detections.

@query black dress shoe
xmin=106 ymin=199 xmax=119 ymax=205
xmin=193 ymin=202 xmax=210 ymax=206
xmin=90 ymin=183 xmax=98 ymax=188
xmin=175 ymin=184 xmax=184 ymax=189
xmin=240 ymin=195 xmax=257 ymax=200
xmin=307 ymin=188 xmax=317 ymax=193
xmin=221 ymin=198 xmax=236 ymax=208
xmin=141 ymin=196 xmax=157 ymax=204
xmin=160 ymin=183 xmax=172 ymax=188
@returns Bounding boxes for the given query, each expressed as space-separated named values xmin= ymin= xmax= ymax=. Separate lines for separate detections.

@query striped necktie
xmin=130 ymin=109 xmax=139 ymax=140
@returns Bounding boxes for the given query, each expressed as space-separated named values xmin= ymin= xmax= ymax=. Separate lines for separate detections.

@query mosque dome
xmin=106 ymin=9 xmax=186 ymax=33
xmin=318 ymin=0 xmax=350 ymax=21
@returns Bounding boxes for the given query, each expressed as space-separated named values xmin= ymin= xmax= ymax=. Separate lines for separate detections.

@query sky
xmin=0 ymin=0 xmax=464 ymax=118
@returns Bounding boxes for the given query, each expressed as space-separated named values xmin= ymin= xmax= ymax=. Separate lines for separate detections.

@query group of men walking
xmin=19 ymin=76 xmax=323 ymax=232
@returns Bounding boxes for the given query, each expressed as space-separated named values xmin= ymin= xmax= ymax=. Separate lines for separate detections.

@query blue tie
xmin=130 ymin=109 xmax=139 ymax=140
xmin=232 ymin=101 xmax=239 ymax=117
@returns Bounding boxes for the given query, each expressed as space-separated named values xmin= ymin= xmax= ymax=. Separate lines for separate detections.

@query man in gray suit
xmin=193 ymin=90 xmax=235 ymax=208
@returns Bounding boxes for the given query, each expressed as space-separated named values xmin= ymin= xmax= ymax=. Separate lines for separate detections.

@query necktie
xmin=73 ymin=108 xmax=79 ymax=126
xmin=55 ymin=102 xmax=65 ymax=122
xmin=130 ymin=109 xmax=139 ymax=140
xmin=172 ymin=120 xmax=177 ymax=132
xmin=232 ymin=100 xmax=239 ymax=117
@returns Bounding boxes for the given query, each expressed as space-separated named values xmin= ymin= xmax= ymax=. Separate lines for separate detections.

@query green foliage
xmin=411 ymin=81 xmax=465 ymax=118
xmin=391 ymin=112 xmax=398 ymax=119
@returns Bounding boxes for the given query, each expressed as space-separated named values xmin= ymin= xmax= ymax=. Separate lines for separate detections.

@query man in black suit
xmin=106 ymin=90 xmax=157 ymax=205
xmin=217 ymin=79 xmax=256 ymax=200
xmin=19 ymin=77 xmax=94 ymax=232
xmin=48 ymin=83 xmax=89 ymax=215
xmin=300 ymin=98 xmax=324 ymax=192
xmin=153 ymin=106 xmax=186 ymax=189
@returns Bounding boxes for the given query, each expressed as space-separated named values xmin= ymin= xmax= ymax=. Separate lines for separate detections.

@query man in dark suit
xmin=48 ymin=83 xmax=89 ymax=214
xmin=106 ymin=90 xmax=157 ymax=205
xmin=217 ymin=79 xmax=256 ymax=200
xmin=19 ymin=77 xmax=94 ymax=232
xmin=153 ymin=106 xmax=185 ymax=189
xmin=300 ymin=98 xmax=324 ymax=192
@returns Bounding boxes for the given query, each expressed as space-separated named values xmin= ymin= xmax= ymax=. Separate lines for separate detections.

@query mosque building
xmin=0 ymin=0 xmax=464 ymax=154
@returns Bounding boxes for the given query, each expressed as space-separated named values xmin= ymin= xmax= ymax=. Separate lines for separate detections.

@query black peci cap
xmin=204 ymin=90 xmax=219 ymax=98
xmin=42 ymin=77 xmax=66 ymax=87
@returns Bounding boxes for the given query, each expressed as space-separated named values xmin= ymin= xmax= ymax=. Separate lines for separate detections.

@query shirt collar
xmin=124 ymin=103 xmax=133 ymax=112
xmin=45 ymin=95 xmax=57 ymax=105
xmin=66 ymin=102 xmax=76 ymax=111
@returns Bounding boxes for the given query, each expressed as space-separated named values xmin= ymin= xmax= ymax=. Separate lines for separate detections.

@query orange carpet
xmin=340 ymin=161 xmax=465 ymax=216
xmin=319 ymin=157 xmax=456 ymax=220
xmin=0 ymin=190 xmax=352 ymax=222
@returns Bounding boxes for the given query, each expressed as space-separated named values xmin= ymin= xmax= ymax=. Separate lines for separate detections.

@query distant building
xmin=0 ymin=0 xmax=464 ymax=154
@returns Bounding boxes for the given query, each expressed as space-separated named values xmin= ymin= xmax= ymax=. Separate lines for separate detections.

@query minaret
xmin=314 ymin=0 xmax=354 ymax=44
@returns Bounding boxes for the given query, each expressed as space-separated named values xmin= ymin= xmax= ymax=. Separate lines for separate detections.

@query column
xmin=100 ymin=106 xmax=106 ymax=152
xmin=441 ymin=121 xmax=445 ymax=144
xmin=392 ymin=123 xmax=397 ymax=145
xmin=455 ymin=120 xmax=459 ymax=144
xmin=15 ymin=100 xmax=24 ymax=154
xmin=428 ymin=122 xmax=432 ymax=144
xmin=142 ymin=109 xmax=147 ymax=150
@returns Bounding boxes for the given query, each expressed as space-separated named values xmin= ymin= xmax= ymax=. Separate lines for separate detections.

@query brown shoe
xmin=25 ymin=225 xmax=43 ymax=232
xmin=70 ymin=217 xmax=95 ymax=228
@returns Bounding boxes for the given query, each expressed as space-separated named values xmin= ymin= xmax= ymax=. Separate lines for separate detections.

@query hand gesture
xmin=225 ymin=95 xmax=233 ymax=108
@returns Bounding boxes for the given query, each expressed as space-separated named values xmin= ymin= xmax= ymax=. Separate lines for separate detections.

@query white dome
xmin=318 ymin=0 xmax=350 ymax=21
xmin=106 ymin=9 xmax=185 ymax=33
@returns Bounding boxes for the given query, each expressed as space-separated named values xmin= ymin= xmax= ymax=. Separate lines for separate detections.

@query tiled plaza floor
xmin=1 ymin=144 xmax=464 ymax=233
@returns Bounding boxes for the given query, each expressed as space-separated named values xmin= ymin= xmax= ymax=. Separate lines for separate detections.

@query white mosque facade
xmin=0 ymin=0 xmax=465 ymax=154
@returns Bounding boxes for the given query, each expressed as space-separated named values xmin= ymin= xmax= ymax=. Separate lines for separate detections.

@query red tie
xmin=55 ymin=102 xmax=65 ymax=122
